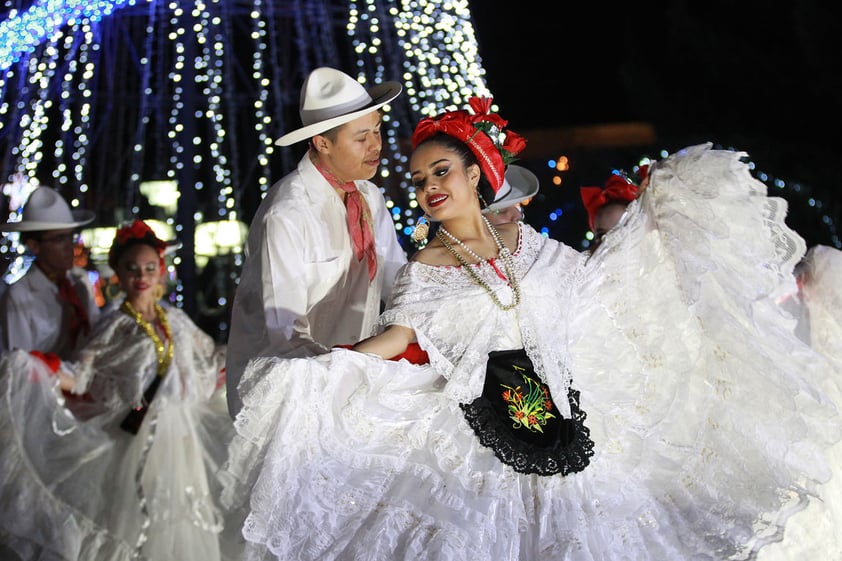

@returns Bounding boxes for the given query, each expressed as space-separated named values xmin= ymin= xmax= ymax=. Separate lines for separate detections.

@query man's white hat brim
xmin=2 ymin=186 xmax=96 ymax=232
xmin=163 ymin=240 xmax=182 ymax=256
xmin=484 ymin=165 xmax=540 ymax=213
xmin=275 ymin=81 xmax=402 ymax=146
xmin=1 ymin=211 xmax=96 ymax=232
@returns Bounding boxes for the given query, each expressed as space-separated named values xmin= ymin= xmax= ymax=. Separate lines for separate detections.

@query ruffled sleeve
xmin=167 ymin=307 xmax=226 ymax=400
xmin=378 ymin=262 xmax=507 ymax=404
xmin=379 ymin=226 xmax=586 ymax=414
xmin=68 ymin=312 xmax=157 ymax=409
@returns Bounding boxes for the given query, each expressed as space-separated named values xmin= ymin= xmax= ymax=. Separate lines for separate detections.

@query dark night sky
xmin=469 ymin=0 xmax=841 ymax=247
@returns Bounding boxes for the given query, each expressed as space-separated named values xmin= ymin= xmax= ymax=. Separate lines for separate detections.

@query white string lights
xmin=247 ymin=0 xmax=272 ymax=196
xmin=348 ymin=0 xmax=490 ymax=239
xmin=0 ymin=0 xmax=141 ymax=71
xmin=3 ymin=0 xmax=831 ymax=294
xmin=0 ymin=0 xmax=495 ymax=296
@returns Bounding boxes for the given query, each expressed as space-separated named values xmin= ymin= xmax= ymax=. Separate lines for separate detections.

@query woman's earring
xmin=411 ymin=215 xmax=430 ymax=243
xmin=477 ymin=190 xmax=490 ymax=210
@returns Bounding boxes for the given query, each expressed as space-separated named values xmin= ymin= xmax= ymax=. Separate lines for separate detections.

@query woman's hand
xmin=636 ymin=174 xmax=650 ymax=195
xmin=29 ymin=350 xmax=76 ymax=392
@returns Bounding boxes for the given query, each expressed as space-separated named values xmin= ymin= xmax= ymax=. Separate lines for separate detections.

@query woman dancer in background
xmin=0 ymin=220 xmax=234 ymax=561
xmin=579 ymin=166 xmax=645 ymax=251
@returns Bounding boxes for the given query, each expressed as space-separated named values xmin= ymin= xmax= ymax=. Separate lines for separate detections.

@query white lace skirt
xmin=0 ymin=349 xmax=232 ymax=561
xmin=222 ymin=341 xmax=841 ymax=561
xmin=221 ymin=144 xmax=842 ymax=561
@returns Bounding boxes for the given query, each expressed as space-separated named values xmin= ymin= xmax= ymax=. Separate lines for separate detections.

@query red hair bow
xmin=580 ymin=174 xmax=639 ymax=229
xmin=411 ymin=97 xmax=525 ymax=194
xmin=115 ymin=220 xmax=158 ymax=245
xmin=108 ymin=219 xmax=168 ymax=270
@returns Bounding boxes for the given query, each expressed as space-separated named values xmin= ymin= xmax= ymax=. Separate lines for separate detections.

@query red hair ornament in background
xmin=108 ymin=219 xmax=167 ymax=273
xmin=580 ymin=166 xmax=648 ymax=230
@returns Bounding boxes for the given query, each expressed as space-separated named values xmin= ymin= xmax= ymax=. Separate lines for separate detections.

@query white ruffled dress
xmin=756 ymin=244 xmax=842 ymax=561
xmin=798 ymin=244 xmax=842 ymax=367
xmin=0 ymin=306 xmax=235 ymax=561
xmin=221 ymin=143 xmax=842 ymax=561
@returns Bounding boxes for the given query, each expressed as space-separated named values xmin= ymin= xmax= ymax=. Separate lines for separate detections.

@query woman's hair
xmin=414 ymin=132 xmax=496 ymax=209
xmin=411 ymin=98 xmax=526 ymax=198
xmin=108 ymin=220 xmax=166 ymax=272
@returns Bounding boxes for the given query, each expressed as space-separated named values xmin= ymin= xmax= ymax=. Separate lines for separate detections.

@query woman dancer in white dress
xmin=579 ymin=166 xmax=644 ymax=250
xmin=222 ymin=100 xmax=842 ymax=560
xmin=0 ymin=220 xmax=234 ymax=561
xmin=756 ymin=244 xmax=842 ymax=560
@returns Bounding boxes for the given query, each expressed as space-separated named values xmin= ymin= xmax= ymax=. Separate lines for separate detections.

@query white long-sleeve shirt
xmin=225 ymin=153 xmax=407 ymax=416
xmin=0 ymin=265 xmax=101 ymax=359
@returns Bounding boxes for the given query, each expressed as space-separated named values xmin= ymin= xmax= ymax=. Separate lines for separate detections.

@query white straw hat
xmin=275 ymin=67 xmax=402 ymax=146
xmin=484 ymin=165 xmax=540 ymax=213
xmin=2 ymin=186 xmax=95 ymax=232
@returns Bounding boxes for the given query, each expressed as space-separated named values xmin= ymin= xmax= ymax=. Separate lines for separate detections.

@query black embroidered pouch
xmin=460 ymin=349 xmax=594 ymax=476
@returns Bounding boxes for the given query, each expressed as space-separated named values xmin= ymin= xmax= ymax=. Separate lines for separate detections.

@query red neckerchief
xmin=310 ymin=149 xmax=378 ymax=282
xmin=54 ymin=273 xmax=91 ymax=348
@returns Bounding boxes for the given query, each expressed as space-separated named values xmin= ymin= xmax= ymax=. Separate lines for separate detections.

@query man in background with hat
xmin=484 ymin=164 xmax=540 ymax=226
xmin=0 ymin=186 xmax=100 ymax=359
xmin=225 ymin=67 xmax=407 ymax=417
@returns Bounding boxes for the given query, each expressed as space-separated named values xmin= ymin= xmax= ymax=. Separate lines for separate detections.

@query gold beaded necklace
xmin=436 ymin=216 xmax=521 ymax=311
xmin=120 ymin=300 xmax=174 ymax=377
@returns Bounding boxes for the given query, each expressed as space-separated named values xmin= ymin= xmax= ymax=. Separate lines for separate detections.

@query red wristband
xmin=388 ymin=342 xmax=430 ymax=365
xmin=29 ymin=350 xmax=61 ymax=374
xmin=333 ymin=342 xmax=429 ymax=365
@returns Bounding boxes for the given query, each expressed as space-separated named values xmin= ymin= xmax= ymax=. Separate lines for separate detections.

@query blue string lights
xmin=544 ymin=147 xmax=840 ymax=251
xmin=0 ymin=0 xmax=492 ymax=293
xmin=1 ymin=0 xmax=836 ymax=304
xmin=0 ymin=0 xmax=140 ymax=71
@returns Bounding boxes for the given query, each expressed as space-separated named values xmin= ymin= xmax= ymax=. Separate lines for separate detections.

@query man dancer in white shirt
xmin=0 ymin=186 xmax=100 ymax=359
xmin=225 ymin=67 xmax=407 ymax=417
xmin=483 ymin=165 xmax=539 ymax=226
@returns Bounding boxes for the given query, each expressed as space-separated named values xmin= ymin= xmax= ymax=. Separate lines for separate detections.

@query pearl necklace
xmin=438 ymin=222 xmax=490 ymax=263
xmin=120 ymin=300 xmax=174 ymax=377
xmin=436 ymin=216 xmax=521 ymax=311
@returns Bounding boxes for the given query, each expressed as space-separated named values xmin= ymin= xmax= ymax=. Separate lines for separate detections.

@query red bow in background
xmin=580 ymin=173 xmax=640 ymax=230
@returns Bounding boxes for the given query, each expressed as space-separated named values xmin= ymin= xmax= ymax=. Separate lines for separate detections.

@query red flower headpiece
xmin=411 ymin=97 xmax=527 ymax=194
xmin=580 ymin=171 xmax=643 ymax=230
xmin=108 ymin=219 xmax=167 ymax=271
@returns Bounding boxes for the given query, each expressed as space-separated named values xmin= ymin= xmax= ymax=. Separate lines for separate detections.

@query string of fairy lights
xmin=247 ymin=0 xmax=270 ymax=196
xmin=347 ymin=0 xmax=490 ymax=239
xmin=545 ymin=148 xmax=840 ymax=251
xmin=0 ymin=0 xmax=838 ymax=311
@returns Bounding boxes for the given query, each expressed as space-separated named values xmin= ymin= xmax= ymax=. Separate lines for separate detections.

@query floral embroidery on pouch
xmin=501 ymin=364 xmax=556 ymax=433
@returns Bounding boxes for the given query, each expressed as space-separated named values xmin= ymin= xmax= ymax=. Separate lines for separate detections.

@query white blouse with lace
xmin=220 ymin=143 xmax=842 ymax=561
